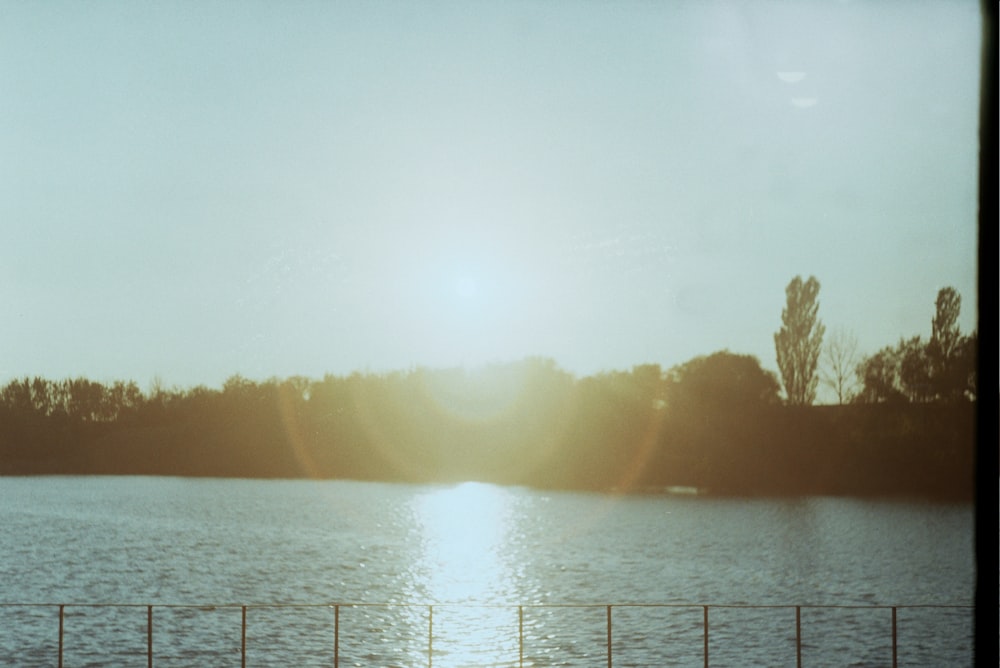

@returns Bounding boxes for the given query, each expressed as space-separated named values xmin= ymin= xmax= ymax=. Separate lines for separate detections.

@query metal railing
xmin=0 ymin=601 xmax=972 ymax=667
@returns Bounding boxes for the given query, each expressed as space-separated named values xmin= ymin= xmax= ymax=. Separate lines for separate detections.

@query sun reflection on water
xmin=409 ymin=481 xmax=525 ymax=666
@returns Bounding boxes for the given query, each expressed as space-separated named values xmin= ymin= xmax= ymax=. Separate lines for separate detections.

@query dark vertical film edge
xmin=975 ymin=1 xmax=998 ymax=665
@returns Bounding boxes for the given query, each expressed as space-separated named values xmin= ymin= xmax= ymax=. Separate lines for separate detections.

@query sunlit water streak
xmin=410 ymin=482 xmax=523 ymax=666
xmin=0 ymin=477 xmax=975 ymax=666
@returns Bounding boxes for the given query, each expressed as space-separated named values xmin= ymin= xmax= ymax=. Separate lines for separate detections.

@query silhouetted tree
xmin=65 ymin=378 xmax=112 ymax=422
xmin=774 ymin=275 xmax=825 ymax=405
xmin=666 ymin=351 xmax=781 ymax=410
xmin=108 ymin=381 xmax=144 ymax=421
xmin=854 ymin=287 xmax=977 ymax=403
xmin=953 ymin=333 xmax=977 ymax=400
xmin=1 ymin=378 xmax=34 ymax=415
xmin=898 ymin=335 xmax=936 ymax=402
xmin=854 ymin=345 xmax=907 ymax=403
xmin=856 ymin=338 xmax=935 ymax=404
xmin=821 ymin=328 xmax=860 ymax=404
xmin=662 ymin=351 xmax=781 ymax=492
xmin=928 ymin=287 xmax=976 ymax=401
xmin=930 ymin=287 xmax=962 ymax=360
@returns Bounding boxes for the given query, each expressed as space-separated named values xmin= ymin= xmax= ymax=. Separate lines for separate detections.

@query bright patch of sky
xmin=0 ymin=1 xmax=982 ymax=396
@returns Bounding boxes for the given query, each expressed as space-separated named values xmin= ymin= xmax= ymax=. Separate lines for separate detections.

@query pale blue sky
xmin=1 ymin=1 xmax=982 ymax=395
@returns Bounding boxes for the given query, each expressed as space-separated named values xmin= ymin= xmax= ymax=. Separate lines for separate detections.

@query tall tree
xmin=774 ymin=276 xmax=825 ymax=405
xmin=928 ymin=286 xmax=970 ymax=400
xmin=930 ymin=287 xmax=962 ymax=361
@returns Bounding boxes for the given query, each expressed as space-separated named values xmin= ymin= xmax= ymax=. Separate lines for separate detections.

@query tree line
xmin=775 ymin=279 xmax=977 ymax=406
xmin=0 ymin=280 xmax=976 ymax=499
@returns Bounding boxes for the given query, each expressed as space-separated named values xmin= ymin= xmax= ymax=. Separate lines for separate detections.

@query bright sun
xmin=433 ymin=267 xmax=498 ymax=335
xmin=401 ymin=242 xmax=541 ymax=369
xmin=454 ymin=276 xmax=479 ymax=299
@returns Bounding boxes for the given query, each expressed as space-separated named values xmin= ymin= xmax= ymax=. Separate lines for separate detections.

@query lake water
xmin=0 ymin=477 xmax=975 ymax=666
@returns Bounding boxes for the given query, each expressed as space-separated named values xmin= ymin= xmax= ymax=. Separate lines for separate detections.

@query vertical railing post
xmin=606 ymin=605 xmax=613 ymax=668
xmin=57 ymin=605 xmax=64 ymax=668
xmin=334 ymin=605 xmax=340 ymax=668
xmin=795 ymin=606 xmax=802 ymax=668
xmin=518 ymin=605 xmax=524 ymax=668
xmin=428 ymin=605 xmax=433 ymax=668
xmin=702 ymin=606 xmax=709 ymax=668
xmin=241 ymin=606 xmax=247 ymax=668
xmin=891 ymin=606 xmax=897 ymax=668
xmin=147 ymin=605 xmax=153 ymax=668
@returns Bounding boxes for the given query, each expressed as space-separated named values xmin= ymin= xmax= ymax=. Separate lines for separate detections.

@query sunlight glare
xmin=410 ymin=482 xmax=522 ymax=665
xmin=418 ymin=363 xmax=527 ymax=425
xmin=415 ymin=481 xmax=515 ymax=602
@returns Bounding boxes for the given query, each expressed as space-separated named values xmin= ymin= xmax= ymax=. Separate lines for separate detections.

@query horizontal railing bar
xmin=0 ymin=602 xmax=974 ymax=610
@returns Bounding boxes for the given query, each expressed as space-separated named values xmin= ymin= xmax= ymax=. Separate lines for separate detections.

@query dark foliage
xmin=0 ymin=354 xmax=974 ymax=501
xmin=855 ymin=287 xmax=977 ymax=403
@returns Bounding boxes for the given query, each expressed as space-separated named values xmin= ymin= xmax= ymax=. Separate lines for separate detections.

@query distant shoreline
xmin=0 ymin=365 xmax=976 ymax=503
xmin=0 ymin=469 xmax=974 ymax=504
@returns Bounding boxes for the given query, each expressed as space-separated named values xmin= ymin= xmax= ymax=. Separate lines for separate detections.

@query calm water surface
xmin=0 ymin=477 xmax=974 ymax=666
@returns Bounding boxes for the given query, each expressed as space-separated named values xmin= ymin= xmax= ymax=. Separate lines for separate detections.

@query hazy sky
xmin=1 ymin=1 xmax=982 ymax=395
